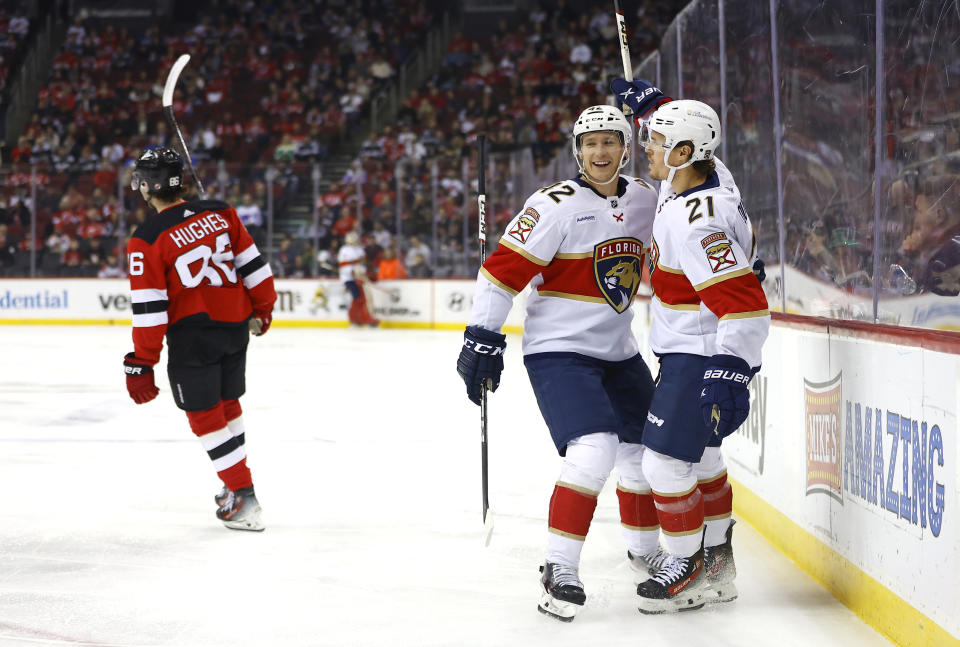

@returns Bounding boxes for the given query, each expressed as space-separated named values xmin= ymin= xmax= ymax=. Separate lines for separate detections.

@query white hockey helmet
xmin=640 ymin=99 xmax=720 ymax=182
xmin=571 ymin=104 xmax=632 ymax=184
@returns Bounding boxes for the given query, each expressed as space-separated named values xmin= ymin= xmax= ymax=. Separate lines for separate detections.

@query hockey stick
xmin=366 ymin=281 xmax=401 ymax=303
xmin=477 ymin=133 xmax=494 ymax=546
xmin=613 ymin=0 xmax=634 ymax=114
xmin=162 ymin=54 xmax=206 ymax=198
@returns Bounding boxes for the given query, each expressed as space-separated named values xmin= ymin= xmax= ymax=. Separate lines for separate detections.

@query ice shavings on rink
xmin=0 ymin=326 xmax=892 ymax=646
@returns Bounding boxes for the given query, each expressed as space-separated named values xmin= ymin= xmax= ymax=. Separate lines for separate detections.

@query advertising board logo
xmin=804 ymin=373 xmax=843 ymax=502
xmin=447 ymin=292 xmax=466 ymax=312
xmin=276 ymin=290 xmax=299 ymax=312
xmin=842 ymin=402 xmax=946 ymax=537
xmin=0 ymin=289 xmax=69 ymax=310
xmin=731 ymin=373 xmax=767 ymax=475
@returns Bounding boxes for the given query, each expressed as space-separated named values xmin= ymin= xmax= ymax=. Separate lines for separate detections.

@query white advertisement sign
xmin=724 ymin=324 xmax=958 ymax=638
xmin=0 ymin=278 xmax=529 ymax=330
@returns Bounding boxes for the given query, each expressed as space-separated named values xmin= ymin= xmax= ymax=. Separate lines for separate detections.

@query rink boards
xmin=1 ymin=277 xmax=958 ymax=646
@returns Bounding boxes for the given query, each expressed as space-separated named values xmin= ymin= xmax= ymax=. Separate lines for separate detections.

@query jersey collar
xmin=676 ymin=171 xmax=719 ymax=198
xmin=572 ymin=175 xmax=628 ymax=199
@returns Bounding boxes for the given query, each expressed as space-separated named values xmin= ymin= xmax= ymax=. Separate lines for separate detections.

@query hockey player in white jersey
xmin=456 ymin=105 xmax=664 ymax=621
xmin=338 ymin=231 xmax=378 ymax=326
xmin=611 ymin=77 xmax=770 ymax=614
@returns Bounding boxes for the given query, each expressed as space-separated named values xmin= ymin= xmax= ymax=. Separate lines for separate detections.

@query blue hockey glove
xmin=700 ymin=354 xmax=752 ymax=439
xmin=752 ymin=259 xmax=766 ymax=282
xmin=457 ymin=325 xmax=506 ymax=406
xmin=610 ymin=77 xmax=671 ymax=118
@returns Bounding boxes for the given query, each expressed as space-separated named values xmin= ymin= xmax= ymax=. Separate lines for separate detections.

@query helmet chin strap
xmin=663 ymin=146 xmax=695 ymax=185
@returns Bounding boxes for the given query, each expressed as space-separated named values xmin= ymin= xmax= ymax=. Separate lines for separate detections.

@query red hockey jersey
xmin=127 ymin=199 xmax=276 ymax=365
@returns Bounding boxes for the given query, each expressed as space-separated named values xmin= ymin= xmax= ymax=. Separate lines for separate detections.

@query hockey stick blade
xmin=162 ymin=53 xmax=205 ymax=198
xmin=483 ymin=508 xmax=495 ymax=547
xmin=163 ymin=54 xmax=191 ymax=108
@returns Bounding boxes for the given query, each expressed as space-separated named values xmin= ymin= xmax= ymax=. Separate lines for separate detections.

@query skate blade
xmin=538 ymin=592 xmax=581 ymax=622
xmin=222 ymin=505 xmax=265 ymax=532
xmin=637 ymin=590 xmax=706 ymax=615
xmin=704 ymin=581 xmax=738 ymax=604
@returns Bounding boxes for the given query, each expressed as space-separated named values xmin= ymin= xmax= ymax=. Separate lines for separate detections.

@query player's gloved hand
xmin=700 ymin=354 xmax=752 ymax=439
xmin=457 ymin=325 xmax=506 ymax=406
xmin=123 ymin=352 xmax=159 ymax=404
xmin=249 ymin=312 xmax=272 ymax=336
xmin=752 ymin=259 xmax=766 ymax=282
xmin=610 ymin=77 xmax=672 ymax=118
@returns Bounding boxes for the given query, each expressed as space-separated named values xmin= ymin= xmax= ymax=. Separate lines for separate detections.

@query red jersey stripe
xmin=697 ymin=272 xmax=769 ymax=318
xmin=538 ymin=256 xmax=603 ymax=300
xmin=482 ymin=243 xmax=547 ymax=293
xmin=651 ymin=265 xmax=700 ymax=306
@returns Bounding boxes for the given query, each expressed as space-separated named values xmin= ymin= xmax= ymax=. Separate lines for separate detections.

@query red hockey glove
xmin=249 ymin=312 xmax=272 ymax=336
xmin=123 ymin=352 xmax=159 ymax=404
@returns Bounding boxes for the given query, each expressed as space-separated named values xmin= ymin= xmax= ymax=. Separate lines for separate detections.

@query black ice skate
xmin=627 ymin=545 xmax=669 ymax=582
xmin=216 ymin=486 xmax=265 ymax=532
xmin=214 ymin=485 xmax=230 ymax=507
xmin=538 ymin=562 xmax=586 ymax=622
xmin=703 ymin=519 xmax=738 ymax=604
xmin=636 ymin=548 xmax=707 ymax=614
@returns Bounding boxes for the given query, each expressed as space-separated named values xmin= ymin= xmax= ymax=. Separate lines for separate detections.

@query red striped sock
xmin=548 ymin=483 xmax=599 ymax=540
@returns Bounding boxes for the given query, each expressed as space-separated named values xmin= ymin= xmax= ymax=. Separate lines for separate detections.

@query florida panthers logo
xmin=594 ymin=237 xmax=645 ymax=313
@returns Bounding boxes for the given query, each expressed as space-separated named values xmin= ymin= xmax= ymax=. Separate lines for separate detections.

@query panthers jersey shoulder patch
xmin=700 ymin=232 xmax=727 ymax=248
xmin=705 ymin=241 xmax=737 ymax=273
xmin=508 ymin=212 xmax=539 ymax=244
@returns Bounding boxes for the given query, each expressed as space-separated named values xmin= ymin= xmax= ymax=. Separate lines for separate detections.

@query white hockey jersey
xmin=648 ymin=159 xmax=769 ymax=367
xmin=469 ymin=175 xmax=658 ymax=361
xmin=337 ymin=243 xmax=365 ymax=282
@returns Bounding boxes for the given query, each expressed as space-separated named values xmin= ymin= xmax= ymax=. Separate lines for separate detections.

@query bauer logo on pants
xmin=594 ymin=237 xmax=644 ymax=313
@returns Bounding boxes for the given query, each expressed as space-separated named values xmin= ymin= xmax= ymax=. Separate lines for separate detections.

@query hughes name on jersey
xmin=469 ymin=176 xmax=657 ymax=361
xmin=648 ymin=159 xmax=769 ymax=367
xmin=127 ymin=199 xmax=276 ymax=365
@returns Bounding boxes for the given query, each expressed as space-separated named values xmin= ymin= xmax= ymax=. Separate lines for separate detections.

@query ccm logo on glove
xmin=462 ymin=338 xmax=505 ymax=355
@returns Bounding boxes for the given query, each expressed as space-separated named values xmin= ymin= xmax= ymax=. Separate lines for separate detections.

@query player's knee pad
xmin=694 ymin=446 xmax=726 ymax=481
xmin=642 ymin=448 xmax=696 ymax=495
xmin=559 ymin=432 xmax=618 ymax=492
xmin=185 ymin=403 xmax=227 ymax=436
xmin=614 ymin=442 xmax=650 ymax=491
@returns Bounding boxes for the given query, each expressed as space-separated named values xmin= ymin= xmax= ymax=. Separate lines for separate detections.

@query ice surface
xmin=0 ymin=326 xmax=892 ymax=646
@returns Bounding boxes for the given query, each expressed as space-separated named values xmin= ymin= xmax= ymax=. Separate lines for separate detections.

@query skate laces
xmin=547 ymin=563 xmax=582 ymax=588
xmin=644 ymin=546 xmax=668 ymax=570
xmin=651 ymin=555 xmax=690 ymax=586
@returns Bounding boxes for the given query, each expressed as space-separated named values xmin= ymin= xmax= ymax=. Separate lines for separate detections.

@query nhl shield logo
xmin=594 ymin=237 xmax=644 ymax=313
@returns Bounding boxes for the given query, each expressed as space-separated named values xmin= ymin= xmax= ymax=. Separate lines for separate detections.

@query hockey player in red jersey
xmin=612 ymin=78 xmax=770 ymax=613
xmin=123 ymin=147 xmax=276 ymax=531
xmin=457 ymin=105 xmax=664 ymax=621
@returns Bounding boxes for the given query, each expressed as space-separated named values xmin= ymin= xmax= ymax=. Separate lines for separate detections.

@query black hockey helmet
xmin=130 ymin=147 xmax=184 ymax=194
